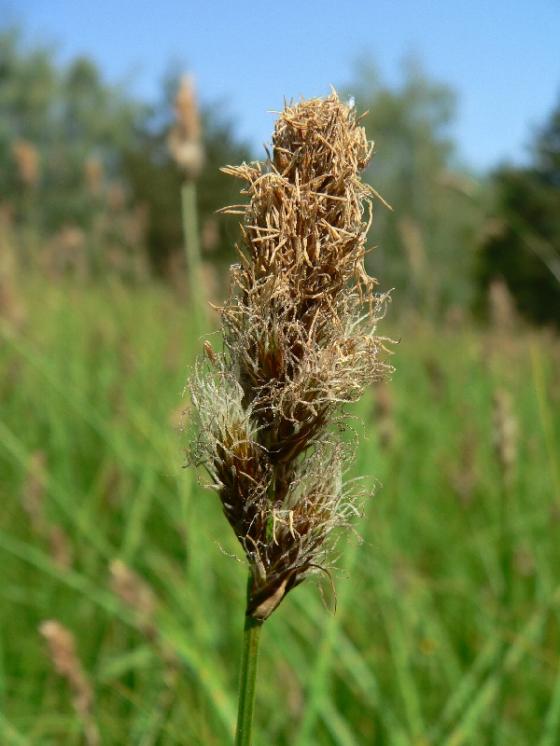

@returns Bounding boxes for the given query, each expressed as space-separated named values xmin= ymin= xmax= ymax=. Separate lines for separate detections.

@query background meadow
xmin=1 ymin=7 xmax=560 ymax=744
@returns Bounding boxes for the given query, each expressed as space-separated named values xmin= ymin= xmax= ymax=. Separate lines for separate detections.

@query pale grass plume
xmin=168 ymin=74 xmax=205 ymax=179
xmin=109 ymin=560 xmax=179 ymax=685
xmin=39 ymin=620 xmax=99 ymax=746
xmin=12 ymin=139 xmax=40 ymax=187
xmin=492 ymin=389 xmax=518 ymax=487
xmin=109 ymin=559 xmax=158 ymax=640
xmin=20 ymin=450 xmax=73 ymax=569
xmin=47 ymin=524 xmax=73 ymax=569
xmin=169 ymin=73 xmax=207 ymax=324
xmin=489 ymin=277 xmax=518 ymax=332
xmin=43 ymin=224 xmax=88 ymax=279
xmin=0 ymin=238 xmax=26 ymax=332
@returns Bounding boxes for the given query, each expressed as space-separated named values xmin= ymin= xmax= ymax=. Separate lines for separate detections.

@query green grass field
xmin=1 ymin=280 xmax=559 ymax=745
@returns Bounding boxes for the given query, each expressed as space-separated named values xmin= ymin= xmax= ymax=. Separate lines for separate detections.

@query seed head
xmin=189 ymin=90 xmax=392 ymax=620
xmin=40 ymin=620 xmax=99 ymax=746
xmin=12 ymin=139 xmax=40 ymax=187
xmin=168 ymin=74 xmax=205 ymax=179
xmin=109 ymin=559 xmax=158 ymax=639
xmin=492 ymin=389 xmax=518 ymax=486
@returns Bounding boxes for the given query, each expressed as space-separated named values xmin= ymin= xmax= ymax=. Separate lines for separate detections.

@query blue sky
xmin=5 ymin=0 xmax=560 ymax=171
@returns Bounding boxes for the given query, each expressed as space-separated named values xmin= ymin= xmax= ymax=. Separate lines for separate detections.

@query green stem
xmin=235 ymin=579 xmax=263 ymax=746
xmin=180 ymin=179 xmax=205 ymax=331
xmin=494 ymin=476 xmax=513 ymax=746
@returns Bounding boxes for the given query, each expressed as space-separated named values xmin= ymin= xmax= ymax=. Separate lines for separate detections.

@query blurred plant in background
xmin=122 ymin=68 xmax=251 ymax=290
xmin=0 ymin=27 xmax=250 ymax=293
xmin=167 ymin=74 xmax=206 ymax=330
xmin=1 ymin=27 xmax=558 ymax=327
xmin=346 ymin=56 xmax=487 ymax=317
xmin=0 ymin=29 xmax=147 ymax=280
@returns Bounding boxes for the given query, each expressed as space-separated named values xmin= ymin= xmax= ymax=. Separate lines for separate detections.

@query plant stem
xmin=180 ymin=179 xmax=205 ymax=331
xmin=494 ymin=476 xmax=513 ymax=746
xmin=235 ymin=578 xmax=263 ymax=746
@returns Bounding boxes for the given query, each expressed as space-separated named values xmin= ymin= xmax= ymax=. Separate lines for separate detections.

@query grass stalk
xmin=492 ymin=389 xmax=518 ymax=745
xmin=180 ymin=179 xmax=205 ymax=331
xmin=235 ymin=577 xmax=263 ymax=746
xmin=189 ymin=92 xmax=393 ymax=744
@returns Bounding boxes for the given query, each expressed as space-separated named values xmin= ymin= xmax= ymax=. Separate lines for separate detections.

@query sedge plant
xmin=188 ymin=90 xmax=392 ymax=744
xmin=168 ymin=74 xmax=206 ymax=331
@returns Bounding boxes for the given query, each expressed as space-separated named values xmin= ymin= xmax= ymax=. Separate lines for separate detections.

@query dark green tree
xmin=0 ymin=28 xmax=143 ymax=234
xmin=477 ymin=93 xmax=560 ymax=326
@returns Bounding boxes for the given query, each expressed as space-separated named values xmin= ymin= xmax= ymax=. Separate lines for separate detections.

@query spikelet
xmin=12 ymin=139 xmax=40 ymax=187
xmin=47 ymin=525 xmax=73 ymax=569
xmin=21 ymin=451 xmax=73 ymax=568
xmin=109 ymin=559 xmax=157 ymax=640
xmin=0 ymin=239 xmax=26 ymax=331
xmin=168 ymin=74 xmax=205 ymax=179
xmin=0 ymin=273 xmax=26 ymax=330
xmin=109 ymin=560 xmax=178 ymax=674
xmin=44 ymin=225 xmax=88 ymax=279
xmin=189 ymin=90 xmax=393 ymax=620
xmin=492 ymin=389 xmax=518 ymax=487
xmin=40 ymin=620 xmax=99 ymax=746
xmin=489 ymin=277 xmax=517 ymax=332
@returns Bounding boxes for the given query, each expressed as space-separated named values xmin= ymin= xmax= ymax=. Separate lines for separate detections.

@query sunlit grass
xmin=1 ymin=280 xmax=559 ymax=744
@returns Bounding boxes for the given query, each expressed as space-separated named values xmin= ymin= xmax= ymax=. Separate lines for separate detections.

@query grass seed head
xmin=39 ymin=620 xmax=99 ymax=746
xmin=110 ymin=559 xmax=158 ymax=636
xmin=12 ymin=139 xmax=40 ymax=187
xmin=189 ymin=90 xmax=392 ymax=620
xmin=168 ymin=74 xmax=205 ymax=179
xmin=492 ymin=389 xmax=518 ymax=486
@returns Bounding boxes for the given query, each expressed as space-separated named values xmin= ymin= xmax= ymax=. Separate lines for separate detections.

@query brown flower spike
xmin=190 ymin=90 xmax=392 ymax=620
xmin=168 ymin=74 xmax=205 ymax=179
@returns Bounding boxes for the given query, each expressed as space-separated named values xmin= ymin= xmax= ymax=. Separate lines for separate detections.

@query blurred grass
xmin=1 ymin=279 xmax=559 ymax=745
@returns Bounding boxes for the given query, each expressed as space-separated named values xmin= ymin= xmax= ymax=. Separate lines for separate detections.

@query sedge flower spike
xmin=189 ymin=90 xmax=392 ymax=621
